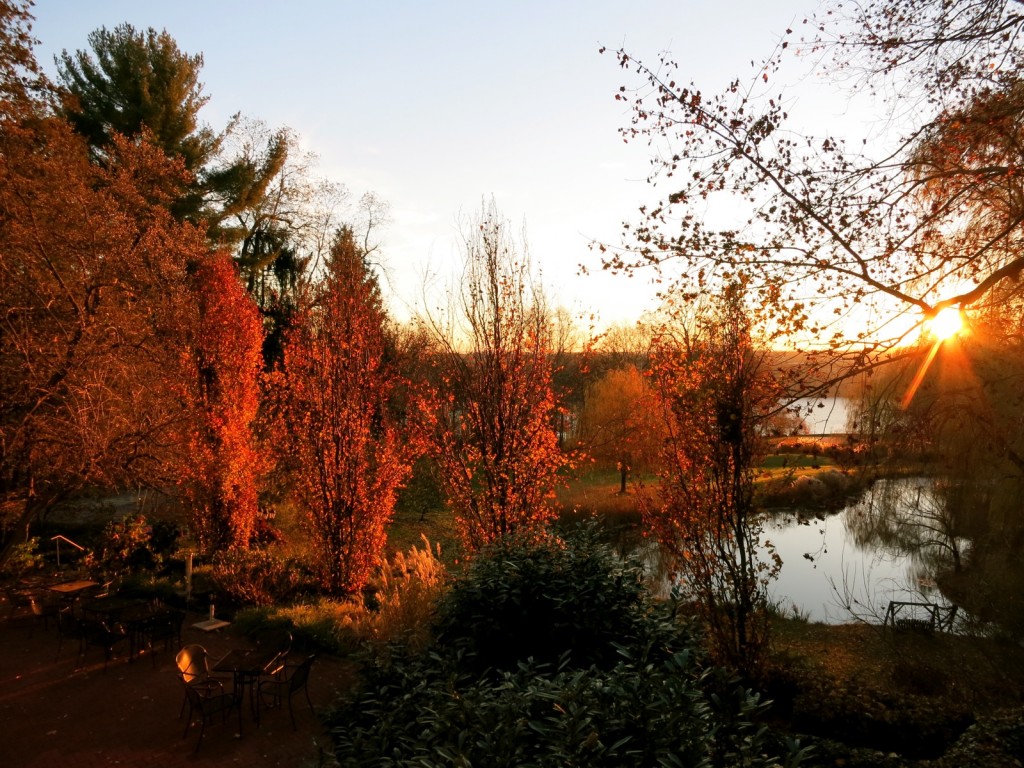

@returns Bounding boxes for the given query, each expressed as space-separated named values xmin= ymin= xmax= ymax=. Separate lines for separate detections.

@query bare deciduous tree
xmin=423 ymin=202 xmax=569 ymax=549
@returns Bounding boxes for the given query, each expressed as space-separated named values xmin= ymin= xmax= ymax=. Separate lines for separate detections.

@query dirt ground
xmin=0 ymin=596 xmax=355 ymax=767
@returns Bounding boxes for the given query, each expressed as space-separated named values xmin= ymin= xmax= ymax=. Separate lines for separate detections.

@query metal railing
xmin=50 ymin=534 xmax=85 ymax=567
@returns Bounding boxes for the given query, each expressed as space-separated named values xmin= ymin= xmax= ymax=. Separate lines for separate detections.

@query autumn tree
xmin=601 ymin=0 xmax=1024 ymax=382
xmin=274 ymin=228 xmax=412 ymax=595
xmin=642 ymin=286 xmax=780 ymax=675
xmin=0 ymin=0 xmax=40 ymax=106
xmin=0 ymin=93 xmax=208 ymax=557
xmin=424 ymin=203 xmax=569 ymax=549
xmin=182 ymin=253 xmax=264 ymax=552
xmin=860 ymin=308 xmax=1024 ymax=631
xmin=576 ymin=365 xmax=663 ymax=493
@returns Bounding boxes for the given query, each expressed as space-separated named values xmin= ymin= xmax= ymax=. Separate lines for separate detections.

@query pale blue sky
xmin=31 ymin=0 xmax=818 ymax=327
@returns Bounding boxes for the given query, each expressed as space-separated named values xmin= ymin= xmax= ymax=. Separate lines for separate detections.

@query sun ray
xmin=901 ymin=339 xmax=943 ymax=410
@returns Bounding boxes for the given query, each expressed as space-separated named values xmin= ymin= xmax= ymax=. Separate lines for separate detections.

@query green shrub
xmin=88 ymin=514 xmax=161 ymax=576
xmin=231 ymin=539 xmax=448 ymax=656
xmin=116 ymin=572 xmax=182 ymax=604
xmin=0 ymin=537 xmax=45 ymax=579
xmin=235 ymin=600 xmax=358 ymax=656
xmin=332 ymin=648 xmax=743 ymax=767
xmin=434 ymin=524 xmax=659 ymax=673
xmin=209 ymin=547 xmax=307 ymax=607
xmin=326 ymin=527 xmax=809 ymax=767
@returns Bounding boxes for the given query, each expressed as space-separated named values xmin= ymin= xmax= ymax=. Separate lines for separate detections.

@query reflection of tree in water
xmin=936 ymin=473 xmax=1024 ymax=637
xmin=595 ymin=519 xmax=675 ymax=599
xmin=844 ymin=476 xmax=1024 ymax=635
xmin=844 ymin=478 xmax=967 ymax=580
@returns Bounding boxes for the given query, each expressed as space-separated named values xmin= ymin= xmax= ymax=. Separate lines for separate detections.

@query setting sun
xmin=927 ymin=306 xmax=964 ymax=341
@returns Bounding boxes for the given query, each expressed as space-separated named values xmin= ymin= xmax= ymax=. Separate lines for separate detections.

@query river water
xmin=789 ymin=395 xmax=853 ymax=435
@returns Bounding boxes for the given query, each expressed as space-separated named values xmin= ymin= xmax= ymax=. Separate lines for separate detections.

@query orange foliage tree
xmin=182 ymin=253 xmax=264 ymax=551
xmin=273 ymin=228 xmax=412 ymax=595
xmin=0 ymin=3 xmax=277 ymax=568
xmin=576 ymin=364 xmax=664 ymax=494
xmin=0 ymin=105 xmax=208 ymax=553
xmin=642 ymin=286 xmax=780 ymax=675
xmin=424 ymin=203 xmax=569 ymax=549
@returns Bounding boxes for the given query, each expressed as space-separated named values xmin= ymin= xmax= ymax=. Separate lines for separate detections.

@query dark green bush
xmin=326 ymin=527 xmax=808 ymax=767
xmin=333 ymin=648 xmax=733 ymax=767
xmin=88 ymin=514 xmax=162 ymax=576
xmin=433 ymin=524 xmax=662 ymax=673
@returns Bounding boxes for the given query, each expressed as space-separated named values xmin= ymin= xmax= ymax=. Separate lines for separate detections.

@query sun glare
xmin=927 ymin=306 xmax=964 ymax=341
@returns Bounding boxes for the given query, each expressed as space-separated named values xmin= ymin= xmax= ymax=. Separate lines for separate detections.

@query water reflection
xmin=790 ymin=396 xmax=853 ymax=435
xmin=621 ymin=477 xmax=965 ymax=624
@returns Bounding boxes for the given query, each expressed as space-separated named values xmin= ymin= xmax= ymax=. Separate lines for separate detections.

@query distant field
xmin=384 ymin=453 xmax=849 ymax=559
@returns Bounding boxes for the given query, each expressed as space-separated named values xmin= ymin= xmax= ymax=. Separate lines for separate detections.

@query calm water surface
xmin=634 ymin=477 xmax=960 ymax=624
xmin=766 ymin=477 xmax=956 ymax=623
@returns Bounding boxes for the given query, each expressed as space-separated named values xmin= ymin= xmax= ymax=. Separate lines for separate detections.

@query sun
xmin=927 ymin=306 xmax=964 ymax=341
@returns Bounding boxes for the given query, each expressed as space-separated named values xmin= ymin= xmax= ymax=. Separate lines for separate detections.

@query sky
xmin=30 ymin=0 xmax=821 ymax=329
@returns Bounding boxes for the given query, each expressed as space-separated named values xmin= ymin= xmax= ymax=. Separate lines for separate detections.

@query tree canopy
xmin=602 ymin=0 xmax=1024 ymax=370
xmin=56 ymin=23 xmax=215 ymax=172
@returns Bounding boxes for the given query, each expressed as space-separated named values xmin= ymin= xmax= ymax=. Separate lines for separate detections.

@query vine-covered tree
xmin=182 ymin=253 xmax=264 ymax=552
xmin=274 ymin=228 xmax=412 ymax=595
xmin=424 ymin=202 xmax=569 ymax=549
xmin=642 ymin=286 xmax=780 ymax=675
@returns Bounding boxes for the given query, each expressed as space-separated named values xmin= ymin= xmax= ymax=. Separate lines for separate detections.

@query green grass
xmin=555 ymin=467 xmax=649 ymax=523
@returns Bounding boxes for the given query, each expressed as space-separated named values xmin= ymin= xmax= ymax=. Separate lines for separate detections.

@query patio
xmin=1 ymin=597 xmax=354 ymax=767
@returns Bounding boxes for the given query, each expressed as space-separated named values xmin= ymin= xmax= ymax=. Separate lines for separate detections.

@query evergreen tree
xmin=55 ymin=24 xmax=288 ymax=238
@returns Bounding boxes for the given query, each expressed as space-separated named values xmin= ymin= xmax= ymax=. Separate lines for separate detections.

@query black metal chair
xmin=253 ymin=627 xmax=292 ymax=670
xmin=175 ymin=644 xmax=227 ymax=709
xmin=257 ymin=655 xmax=315 ymax=729
xmin=56 ymin=608 xmax=127 ymax=669
xmin=175 ymin=643 xmax=239 ymax=751
xmin=28 ymin=594 xmax=60 ymax=633
xmin=138 ymin=607 xmax=185 ymax=665
xmin=5 ymin=587 xmax=35 ymax=620
xmin=227 ymin=627 xmax=293 ymax=720
xmin=179 ymin=670 xmax=240 ymax=752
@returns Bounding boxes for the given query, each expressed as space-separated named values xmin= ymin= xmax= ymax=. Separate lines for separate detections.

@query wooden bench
xmin=885 ymin=601 xmax=958 ymax=633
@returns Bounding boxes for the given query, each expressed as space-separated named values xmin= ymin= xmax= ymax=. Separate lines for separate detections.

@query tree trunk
xmin=0 ymin=489 xmax=65 ymax=567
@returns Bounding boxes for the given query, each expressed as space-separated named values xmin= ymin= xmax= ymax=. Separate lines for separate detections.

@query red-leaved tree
xmin=274 ymin=228 xmax=412 ymax=595
xmin=642 ymin=285 xmax=780 ymax=676
xmin=0 ymin=73 xmax=209 ymax=559
xmin=182 ymin=253 xmax=264 ymax=551
xmin=424 ymin=203 xmax=569 ymax=549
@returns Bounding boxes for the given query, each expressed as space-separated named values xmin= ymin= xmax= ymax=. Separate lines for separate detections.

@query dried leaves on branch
xmin=423 ymin=203 xmax=570 ymax=549
xmin=642 ymin=286 xmax=781 ymax=675
xmin=602 ymin=0 xmax=1024 ymax=363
